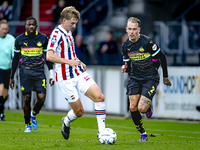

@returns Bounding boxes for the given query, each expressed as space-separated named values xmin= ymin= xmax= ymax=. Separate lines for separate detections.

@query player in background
xmin=121 ymin=17 xmax=172 ymax=141
xmin=0 ymin=19 xmax=15 ymax=121
xmin=46 ymin=6 xmax=106 ymax=140
xmin=9 ymin=17 xmax=54 ymax=132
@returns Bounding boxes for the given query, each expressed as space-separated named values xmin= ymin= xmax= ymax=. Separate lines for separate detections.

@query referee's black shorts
xmin=0 ymin=69 xmax=11 ymax=89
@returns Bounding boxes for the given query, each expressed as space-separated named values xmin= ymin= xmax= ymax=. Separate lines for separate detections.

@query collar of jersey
xmin=25 ymin=31 xmax=38 ymax=36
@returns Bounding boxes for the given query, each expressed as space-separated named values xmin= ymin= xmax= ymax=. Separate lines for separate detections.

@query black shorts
xmin=127 ymin=78 xmax=159 ymax=100
xmin=19 ymin=68 xmax=47 ymax=94
xmin=0 ymin=69 xmax=11 ymax=89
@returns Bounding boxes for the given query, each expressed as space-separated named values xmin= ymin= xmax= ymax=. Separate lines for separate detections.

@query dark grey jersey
xmin=122 ymin=34 xmax=161 ymax=81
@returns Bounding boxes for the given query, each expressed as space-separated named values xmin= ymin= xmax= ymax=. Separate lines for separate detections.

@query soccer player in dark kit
xmin=121 ymin=17 xmax=172 ymax=141
xmin=10 ymin=17 xmax=54 ymax=132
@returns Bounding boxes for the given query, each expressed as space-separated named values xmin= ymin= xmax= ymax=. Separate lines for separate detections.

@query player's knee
xmin=138 ymin=106 xmax=146 ymax=113
xmin=130 ymin=104 xmax=137 ymax=111
xmin=23 ymin=95 xmax=31 ymax=106
xmin=37 ymin=94 xmax=46 ymax=102
xmin=74 ymin=107 xmax=84 ymax=117
xmin=95 ymin=94 xmax=105 ymax=102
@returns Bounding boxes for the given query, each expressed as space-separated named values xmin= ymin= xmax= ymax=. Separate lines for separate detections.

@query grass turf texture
xmin=1 ymin=110 xmax=200 ymax=150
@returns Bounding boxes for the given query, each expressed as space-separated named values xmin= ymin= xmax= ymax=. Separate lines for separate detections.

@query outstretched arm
xmin=154 ymin=51 xmax=172 ymax=86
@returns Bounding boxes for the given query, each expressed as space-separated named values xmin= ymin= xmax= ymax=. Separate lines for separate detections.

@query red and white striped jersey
xmin=47 ymin=25 xmax=85 ymax=82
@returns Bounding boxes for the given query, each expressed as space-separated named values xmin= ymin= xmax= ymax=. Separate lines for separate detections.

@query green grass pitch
xmin=0 ymin=110 xmax=200 ymax=150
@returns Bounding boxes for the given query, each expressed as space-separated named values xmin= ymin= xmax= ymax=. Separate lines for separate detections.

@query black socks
xmin=131 ymin=110 xmax=145 ymax=133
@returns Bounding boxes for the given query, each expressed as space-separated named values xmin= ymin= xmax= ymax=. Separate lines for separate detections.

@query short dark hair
xmin=25 ymin=16 xmax=37 ymax=25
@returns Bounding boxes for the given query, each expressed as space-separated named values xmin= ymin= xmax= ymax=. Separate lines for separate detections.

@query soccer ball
xmin=97 ymin=128 xmax=117 ymax=145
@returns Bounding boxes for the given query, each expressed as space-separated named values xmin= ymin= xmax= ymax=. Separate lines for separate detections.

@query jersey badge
xmin=139 ymin=47 xmax=144 ymax=52
xmin=21 ymin=86 xmax=25 ymax=91
xmin=37 ymin=42 xmax=42 ymax=47
xmin=152 ymin=44 xmax=157 ymax=51
xmin=51 ymin=37 xmax=57 ymax=44
xmin=71 ymin=95 xmax=75 ymax=100
xmin=127 ymin=48 xmax=130 ymax=51
xmin=23 ymin=42 xmax=28 ymax=46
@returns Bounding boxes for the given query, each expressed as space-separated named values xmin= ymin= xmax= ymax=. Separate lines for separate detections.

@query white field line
xmin=2 ymin=121 xmax=200 ymax=139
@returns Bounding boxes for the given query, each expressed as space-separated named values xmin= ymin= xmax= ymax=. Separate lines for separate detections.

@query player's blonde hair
xmin=0 ymin=19 xmax=8 ymax=26
xmin=127 ymin=17 xmax=141 ymax=27
xmin=60 ymin=6 xmax=80 ymax=22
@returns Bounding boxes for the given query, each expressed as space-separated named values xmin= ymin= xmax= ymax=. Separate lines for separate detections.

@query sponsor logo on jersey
xmin=23 ymin=42 xmax=28 ymax=46
xmin=21 ymin=47 xmax=43 ymax=56
xmin=37 ymin=42 xmax=42 ymax=47
xmin=128 ymin=52 xmax=151 ymax=61
xmin=139 ymin=47 xmax=144 ymax=52
xmin=152 ymin=44 xmax=157 ymax=51
xmin=51 ymin=37 xmax=57 ymax=44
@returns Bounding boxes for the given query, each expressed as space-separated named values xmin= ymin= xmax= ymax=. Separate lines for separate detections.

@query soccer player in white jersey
xmin=46 ymin=6 xmax=106 ymax=140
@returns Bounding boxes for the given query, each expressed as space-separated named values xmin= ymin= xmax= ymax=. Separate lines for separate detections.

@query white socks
xmin=64 ymin=109 xmax=78 ymax=127
xmin=95 ymin=102 xmax=106 ymax=133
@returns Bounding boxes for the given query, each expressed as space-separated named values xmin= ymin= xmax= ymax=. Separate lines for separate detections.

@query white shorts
xmin=57 ymin=72 xmax=95 ymax=103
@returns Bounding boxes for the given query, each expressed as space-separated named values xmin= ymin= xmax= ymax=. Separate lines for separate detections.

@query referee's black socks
xmin=0 ymin=96 xmax=4 ymax=114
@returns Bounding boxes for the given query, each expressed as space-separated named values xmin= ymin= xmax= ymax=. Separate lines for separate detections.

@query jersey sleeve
xmin=43 ymin=36 xmax=48 ymax=52
xmin=11 ymin=36 xmax=15 ymax=58
xmin=121 ymin=42 xmax=130 ymax=62
xmin=14 ymin=37 xmax=21 ymax=53
xmin=147 ymin=38 xmax=169 ymax=77
xmin=47 ymin=29 xmax=61 ymax=51
xmin=147 ymin=38 xmax=161 ymax=57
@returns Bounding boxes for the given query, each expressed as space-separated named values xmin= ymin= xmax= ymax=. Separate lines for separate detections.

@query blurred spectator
xmin=75 ymin=34 xmax=90 ymax=64
xmin=168 ymin=27 xmax=179 ymax=49
xmin=46 ymin=0 xmax=90 ymax=27
xmin=96 ymin=31 xmax=118 ymax=54
xmin=95 ymin=31 xmax=121 ymax=65
xmin=188 ymin=25 xmax=200 ymax=49
xmin=0 ymin=0 xmax=12 ymax=21
xmin=74 ymin=0 xmax=89 ymax=11
xmin=45 ymin=0 xmax=67 ymax=26
xmin=82 ymin=1 xmax=108 ymax=36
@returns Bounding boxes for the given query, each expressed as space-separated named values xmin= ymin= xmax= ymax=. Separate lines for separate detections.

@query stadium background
xmin=3 ymin=0 xmax=200 ymax=120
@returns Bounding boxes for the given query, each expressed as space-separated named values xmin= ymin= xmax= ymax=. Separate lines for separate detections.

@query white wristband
xmin=50 ymin=69 xmax=54 ymax=79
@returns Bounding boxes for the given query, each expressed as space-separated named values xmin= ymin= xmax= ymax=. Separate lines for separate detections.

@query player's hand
xmin=69 ymin=58 xmax=81 ymax=67
xmin=9 ymin=79 xmax=15 ymax=90
xmin=49 ymin=78 xmax=55 ymax=86
xmin=163 ymin=77 xmax=172 ymax=86
xmin=121 ymin=63 xmax=127 ymax=73
xmin=81 ymin=62 xmax=87 ymax=71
